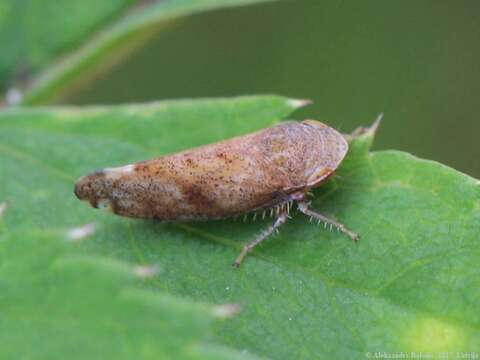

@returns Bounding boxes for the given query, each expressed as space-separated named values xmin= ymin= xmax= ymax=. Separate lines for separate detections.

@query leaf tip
xmin=5 ymin=88 xmax=23 ymax=106
xmin=344 ymin=112 xmax=383 ymax=155
xmin=370 ymin=112 xmax=383 ymax=134
xmin=66 ymin=222 xmax=97 ymax=241
xmin=349 ymin=112 xmax=383 ymax=139
xmin=288 ymin=98 xmax=313 ymax=109
xmin=0 ymin=202 xmax=8 ymax=218
xmin=133 ymin=264 xmax=161 ymax=279
xmin=212 ymin=303 xmax=242 ymax=319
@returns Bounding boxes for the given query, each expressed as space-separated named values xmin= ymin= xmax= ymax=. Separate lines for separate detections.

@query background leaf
xmin=1 ymin=95 xmax=479 ymax=358
xmin=0 ymin=0 xmax=275 ymax=105
xmin=0 ymin=0 xmax=134 ymax=93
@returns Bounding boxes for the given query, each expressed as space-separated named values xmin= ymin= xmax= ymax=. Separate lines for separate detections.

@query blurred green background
xmin=59 ymin=1 xmax=480 ymax=178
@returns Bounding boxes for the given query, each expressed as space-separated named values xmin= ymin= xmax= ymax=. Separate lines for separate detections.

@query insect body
xmin=74 ymin=120 xmax=359 ymax=267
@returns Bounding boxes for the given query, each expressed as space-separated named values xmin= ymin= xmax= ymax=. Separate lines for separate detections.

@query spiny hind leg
xmin=297 ymin=200 xmax=360 ymax=241
xmin=233 ymin=210 xmax=288 ymax=268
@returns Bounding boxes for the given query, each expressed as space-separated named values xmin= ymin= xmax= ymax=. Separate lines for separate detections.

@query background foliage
xmin=0 ymin=0 xmax=274 ymax=104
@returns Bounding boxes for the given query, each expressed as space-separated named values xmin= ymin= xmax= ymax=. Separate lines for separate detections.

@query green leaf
xmin=0 ymin=228 xmax=261 ymax=360
xmin=0 ymin=0 xmax=275 ymax=105
xmin=1 ymin=95 xmax=479 ymax=358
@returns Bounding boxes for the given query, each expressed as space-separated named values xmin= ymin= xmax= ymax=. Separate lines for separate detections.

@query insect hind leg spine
xmin=297 ymin=200 xmax=360 ymax=241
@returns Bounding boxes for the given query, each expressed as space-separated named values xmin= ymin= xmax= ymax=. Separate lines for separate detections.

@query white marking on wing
xmin=103 ymin=164 xmax=135 ymax=179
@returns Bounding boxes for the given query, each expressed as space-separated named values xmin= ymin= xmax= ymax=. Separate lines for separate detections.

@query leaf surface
xmin=0 ymin=228 xmax=262 ymax=359
xmin=1 ymin=95 xmax=479 ymax=358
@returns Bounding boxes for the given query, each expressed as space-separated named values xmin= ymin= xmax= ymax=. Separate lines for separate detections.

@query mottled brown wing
xmin=74 ymin=120 xmax=348 ymax=220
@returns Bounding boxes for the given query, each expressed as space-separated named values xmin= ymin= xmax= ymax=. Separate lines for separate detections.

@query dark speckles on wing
xmin=74 ymin=119 xmax=348 ymax=221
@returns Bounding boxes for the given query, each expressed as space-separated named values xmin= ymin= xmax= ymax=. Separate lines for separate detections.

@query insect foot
xmin=233 ymin=210 xmax=289 ymax=268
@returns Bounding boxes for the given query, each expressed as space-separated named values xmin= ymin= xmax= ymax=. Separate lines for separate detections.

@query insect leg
xmin=232 ymin=210 xmax=288 ymax=268
xmin=297 ymin=201 xmax=360 ymax=241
